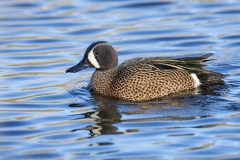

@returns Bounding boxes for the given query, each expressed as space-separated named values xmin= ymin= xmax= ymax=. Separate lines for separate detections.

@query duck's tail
xmin=196 ymin=70 xmax=226 ymax=87
xmin=183 ymin=53 xmax=226 ymax=87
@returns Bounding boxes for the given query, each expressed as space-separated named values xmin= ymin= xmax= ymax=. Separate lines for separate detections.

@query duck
xmin=66 ymin=41 xmax=225 ymax=101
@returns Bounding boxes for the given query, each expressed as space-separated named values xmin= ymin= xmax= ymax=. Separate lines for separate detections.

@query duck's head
xmin=66 ymin=41 xmax=118 ymax=73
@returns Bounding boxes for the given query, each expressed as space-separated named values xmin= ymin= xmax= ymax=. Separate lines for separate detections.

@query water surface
xmin=0 ymin=0 xmax=240 ymax=159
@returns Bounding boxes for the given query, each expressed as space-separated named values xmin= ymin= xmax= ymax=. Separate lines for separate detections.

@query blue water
xmin=0 ymin=0 xmax=240 ymax=159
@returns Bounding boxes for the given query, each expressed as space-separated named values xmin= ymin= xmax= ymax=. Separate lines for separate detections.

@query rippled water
xmin=1 ymin=0 xmax=240 ymax=159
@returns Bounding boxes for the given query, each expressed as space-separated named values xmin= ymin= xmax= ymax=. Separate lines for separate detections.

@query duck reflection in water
xmin=69 ymin=104 xmax=123 ymax=136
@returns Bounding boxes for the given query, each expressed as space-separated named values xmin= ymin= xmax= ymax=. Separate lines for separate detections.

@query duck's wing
xmin=149 ymin=53 xmax=213 ymax=71
xmin=118 ymin=54 xmax=212 ymax=72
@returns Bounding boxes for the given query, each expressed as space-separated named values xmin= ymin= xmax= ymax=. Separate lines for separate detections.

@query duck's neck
xmin=89 ymin=68 xmax=117 ymax=95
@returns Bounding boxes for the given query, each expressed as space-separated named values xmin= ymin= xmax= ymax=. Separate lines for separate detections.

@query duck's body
xmin=89 ymin=57 xmax=197 ymax=101
xmin=66 ymin=41 xmax=224 ymax=101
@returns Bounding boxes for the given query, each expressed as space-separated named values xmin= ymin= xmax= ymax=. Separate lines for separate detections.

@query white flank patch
xmin=88 ymin=49 xmax=100 ymax=68
xmin=191 ymin=73 xmax=201 ymax=87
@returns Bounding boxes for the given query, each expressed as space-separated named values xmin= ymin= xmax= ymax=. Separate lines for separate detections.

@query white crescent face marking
xmin=190 ymin=73 xmax=201 ymax=87
xmin=87 ymin=42 xmax=109 ymax=69
xmin=88 ymin=49 xmax=100 ymax=68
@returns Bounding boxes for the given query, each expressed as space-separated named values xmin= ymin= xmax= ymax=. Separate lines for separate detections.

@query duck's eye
xmin=94 ymin=52 xmax=100 ymax=56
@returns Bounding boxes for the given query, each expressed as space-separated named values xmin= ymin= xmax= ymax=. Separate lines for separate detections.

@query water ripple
xmin=0 ymin=0 xmax=240 ymax=159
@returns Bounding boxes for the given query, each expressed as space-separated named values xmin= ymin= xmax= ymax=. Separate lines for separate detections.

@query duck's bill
xmin=66 ymin=59 xmax=90 ymax=73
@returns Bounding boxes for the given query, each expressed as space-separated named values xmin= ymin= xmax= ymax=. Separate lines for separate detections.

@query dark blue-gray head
xmin=66 ymin=41 xmax=118 ymax=73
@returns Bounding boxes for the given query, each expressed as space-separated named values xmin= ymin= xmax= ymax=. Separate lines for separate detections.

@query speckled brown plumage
xmin=66 ymin=41 xmax=225 ymax=102
xmin=89 ymin=57 xmax=196 ymax=101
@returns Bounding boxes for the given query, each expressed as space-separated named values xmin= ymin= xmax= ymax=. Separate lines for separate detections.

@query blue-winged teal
xmin=66 ymin=41 xmax=224 ymax=101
